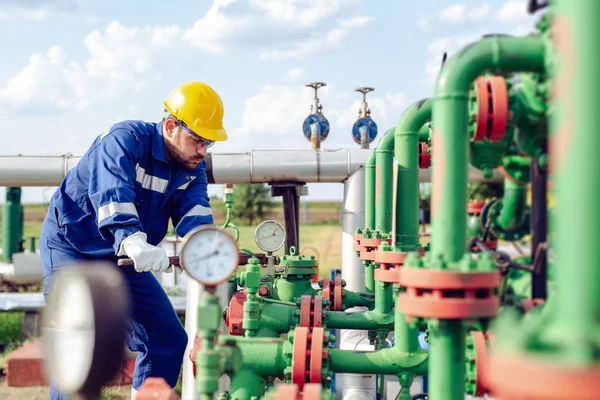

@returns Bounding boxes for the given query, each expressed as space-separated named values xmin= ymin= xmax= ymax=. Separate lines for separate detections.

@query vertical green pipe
xmin=2 ymin=188 xmax=23 ymax=262
xmin=552 ymin=0 xmax=600 ymax=350
xmin=365 ymin=150 xmax=376 ymax=231
xmin=394 ymin=99 xmax=432 ymax=251
xmin=364 ymin=262 xmax=375 ymax=294
xmin=393 ymin=286 xmax=418 ymax=353
xmin=429 ymin=321 xmax=465 ymax=399
xmin=431 ymin=36 xmax=545 ymax=262
xmin=375 ymin=128 xmax=395 ymax=234
xmin=496 ymin=179 xmax=528 ymax=231
xmin=374 ymin=280 xmax=393 ymax=316
xmin=429 ymin=36 xmax=545 ymax=400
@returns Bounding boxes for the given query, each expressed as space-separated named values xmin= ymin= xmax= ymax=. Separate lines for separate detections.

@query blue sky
xmin=0 ymin=0 xmax=538 ymax=203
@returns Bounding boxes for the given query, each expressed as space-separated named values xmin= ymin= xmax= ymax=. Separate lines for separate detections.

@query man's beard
xmin=164 ymin=140 xmax=203 ymax=171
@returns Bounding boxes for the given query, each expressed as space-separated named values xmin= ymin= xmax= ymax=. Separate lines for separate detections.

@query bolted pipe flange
xmin=398 ymin=255 xmax=501 ymax=320
xmin=465 ymin=331 xmax=493 ymax=397
xmin=471 ymin=76 xmax=509 ymax=143
xmin=290 ymin=327 xmax=331 ymax=391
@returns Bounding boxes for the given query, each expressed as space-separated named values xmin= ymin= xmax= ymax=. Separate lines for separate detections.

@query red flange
xmin=488 ymin=76 xmax=508 ymax=142
xmin=374 ymin=265 xmax=400 ymax=283
xmin=313 ymin=296 xmax=323 ymax=328
xmin=473 ymin=76 xmax=509 ymax=143
xmin=299 ymin=296 xmax=312 ymax=328
xmin=225 ymin=292 xmax=247 ymax=335
xmin=472 ymin=331 xmax=493 ymax=396
xmin=474 ymin=77 xmax=489 ymax=142
xmin=397 ymin=268 xmax=501 ymax=320
xmin=467 ymin=200 xmax=487 ymax=216
xmin=419 ymin=142 xmax=431 ymax=169
xmin=321 ymin=278 xmax=343 ymax=311
xmin=292 ymin=327 xmax=309 ymax=388
xmin=292 ymin=327 xmax=327 ymax=390
xmin=275 ymin=383 xmax=323 ymax=399
xmin=489 ymin=354 xmax=600 ymax=400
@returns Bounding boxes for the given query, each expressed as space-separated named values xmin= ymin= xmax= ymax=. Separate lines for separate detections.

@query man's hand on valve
xmin=118 ymin=232 xmax=171 ymax=273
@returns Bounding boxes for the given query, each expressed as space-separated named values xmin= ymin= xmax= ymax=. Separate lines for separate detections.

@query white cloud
xmin=285 ymin=68 xmax=305 ymax=82
xmin=185 ymin=0 xmax=372 ymax=59
xmin=497 ymin=0 xmax=529 ymax=23
xmin=0 ymin=0 xmax=373 ymax=115
xmin=418 ymin=3 xmax=491 ymax=32
xmin=0 ymin=0 xmax=78 ymax=20
xmin=0 ymin=20 xmax=183 ymax=114
xmin=259 ymin=16 xmax=375 ymax=61
xmin=423 ymin=34 xmax=481 ymax=86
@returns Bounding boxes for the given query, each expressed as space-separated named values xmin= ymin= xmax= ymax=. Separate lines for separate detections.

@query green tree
xmin=231 ymin=184 xmax=275 ymax=225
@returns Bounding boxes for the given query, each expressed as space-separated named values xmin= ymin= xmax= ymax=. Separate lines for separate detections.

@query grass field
xmin=3 ymin=203 xmax=344 ymax=278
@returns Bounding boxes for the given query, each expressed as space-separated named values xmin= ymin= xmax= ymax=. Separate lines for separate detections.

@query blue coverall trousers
xmin=40 ymin=230 xmax=188 ymax=400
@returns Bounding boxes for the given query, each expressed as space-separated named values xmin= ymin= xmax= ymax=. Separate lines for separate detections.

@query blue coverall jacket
xmin=40 ymin=120 xmax=213 ymax=397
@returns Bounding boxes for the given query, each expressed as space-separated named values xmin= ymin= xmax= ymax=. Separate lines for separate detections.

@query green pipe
xmin=364 ymin=262 xmax=375 ymax=294
xmin=393 ymin=286 xmax=418 ymax=354
xmin=429 ymin=35 xmax=545 ymax=400
xmin=259 ymin=302 xmax=296 ymax=334
xmin=325 ymin=309 xmax=394 ymax=331
xmin=429 ymin=320 xmax=465 ymax=400
xmin=2 ymin=188 xmax=23 ymax=262
xmin=229 ymin=370 xmax=266 ymax=400
xmin=343 ymin=289 xmax=375 ymax=309
xmin=418 ymin=123 xmax=430 ymax=143
xmin=274 ymin=277 xmax=314 ymax=302
xmin=553 ymin=0 xmax=600 ymax=357
xmin=431 ymin=36 xmax=545 ymax=262
xmin=220 ymin=337 xmax=289 ymax=377
xmin=375 ymin=128 xmax=395 ymax=233
xmin=365 ymin=149 xmax=377 ymax=231
xmin=329 ymin=347 xmax=428 ymax=376
xmin=394 ymin=99 xmax=433 ymax=251
xmin=374 ymin=280 xmax=393 ymax=316
xmin=496 ymin=179 xmax=528 ymax=231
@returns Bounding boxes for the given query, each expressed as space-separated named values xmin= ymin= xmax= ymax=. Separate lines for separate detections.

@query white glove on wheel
xmin=117 ymin=232 xmax=170 ymax=273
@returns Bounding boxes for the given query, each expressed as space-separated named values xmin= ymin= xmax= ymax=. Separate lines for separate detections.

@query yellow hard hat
xmin=163 ymin=81 xmax=228 ymax=141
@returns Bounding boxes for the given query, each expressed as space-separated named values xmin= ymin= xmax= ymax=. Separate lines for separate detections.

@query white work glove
xmin=117 ymin=232 xmax=170 ymax=273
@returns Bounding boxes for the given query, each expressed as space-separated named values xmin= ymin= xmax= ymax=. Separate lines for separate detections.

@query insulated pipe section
xmin=0 ymin=152 xmax=502 ymax=186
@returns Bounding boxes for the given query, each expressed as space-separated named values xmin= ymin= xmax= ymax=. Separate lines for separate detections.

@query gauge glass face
xmin=181 ymin=227 xmax=239 ymax=285
xmin=44 ymin=274 xmax=95 ymax=394
xmin=255 ymin=220 xmax=286 ymax=252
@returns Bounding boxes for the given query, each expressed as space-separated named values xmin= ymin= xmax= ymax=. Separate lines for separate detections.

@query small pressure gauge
xmin=255 ymin=220 xmax=286 ymax=252
xmin=180 ymin=226 xmax=240 ymax=286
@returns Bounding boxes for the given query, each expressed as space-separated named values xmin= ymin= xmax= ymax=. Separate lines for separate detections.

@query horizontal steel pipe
xmin=0 ymin=152 xmax=503 ymax=186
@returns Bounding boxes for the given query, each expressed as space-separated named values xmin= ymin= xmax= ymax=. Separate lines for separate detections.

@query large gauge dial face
xmin=255 ymin=220 xmax=286 ymax=252
xmin=180 ymin=226 xmax=239 ymax=286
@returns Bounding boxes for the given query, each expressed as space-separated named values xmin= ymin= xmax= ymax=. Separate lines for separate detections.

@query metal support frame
xmin=270 ymin=182 xmax=307 ymax=254
xmin=531 ymin=158 xmax=548 ymax=299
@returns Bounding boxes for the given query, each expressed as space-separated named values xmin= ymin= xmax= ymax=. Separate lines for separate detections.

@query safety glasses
xmin=179 ymin=123 xmax=215 ymax=148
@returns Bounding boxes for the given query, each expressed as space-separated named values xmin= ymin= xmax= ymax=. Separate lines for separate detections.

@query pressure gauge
xmin=255 ymin=220 xmax=286 ymax=252
xmin=43 ymin=262 xmax=129 ymax=397
xmin=180 ymin=226 xmax=240 ymax=286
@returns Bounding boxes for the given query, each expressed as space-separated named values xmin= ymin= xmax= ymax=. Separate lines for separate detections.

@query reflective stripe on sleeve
xmin=174 ymin=204 xmax=213 ymax=231
xmin=136 ymin=164 xmax=168 ymax=193
xmin=97 ymin=202 xmax=139 ymax=224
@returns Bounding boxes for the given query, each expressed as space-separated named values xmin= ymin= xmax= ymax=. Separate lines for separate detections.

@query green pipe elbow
xmin=229 ymin=370 xmax=267 ymax=400
xmin=343 ymin=289 xmax=375 ymax=309
xmin=374 ymin=128 xmax=395 ymax=234
xmin=325 ymin=309 xmax=394 ymax=331
xmin=259 ymin=302 xmax=296 ymax=335
xmin=432 ymin=35 xmax=545 ymax=262
xmin=483 ymin=179 xmax=530 ymax=241
xmin=394 ymin=99 xmax=433 ymax=251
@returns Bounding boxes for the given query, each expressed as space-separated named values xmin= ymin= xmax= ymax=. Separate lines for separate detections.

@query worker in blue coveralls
xmin=39 ymin=81 xmax=228 ymax=399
